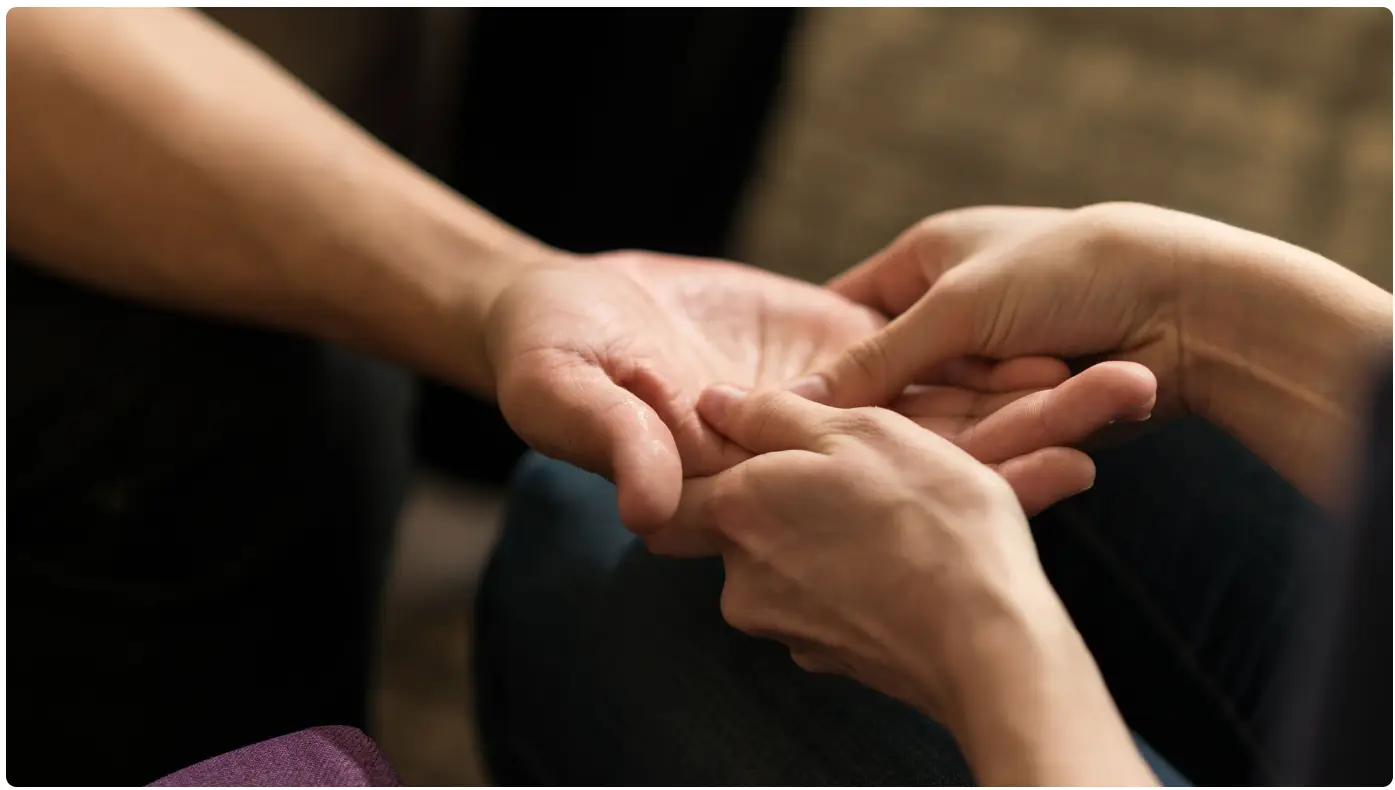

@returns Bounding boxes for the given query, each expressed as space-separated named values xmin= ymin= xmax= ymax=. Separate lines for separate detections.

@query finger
xmin=994 ymin=446 xmax=1096 ymax=515
xmin=954 ymin=361 xmax=1158 ymax=464
xmin=829 ymin=206 xmax=1066 ymax=315
xmin=924 ymin=356 xmax=1071 ymax=392
xmin=896 ymin=385 xmax=1049 ymax=423
xmin=499 ymin=360 xmax=682 ymax=533
xmin=659 ymin=449 xmax=821 ymax=551
xmin=789 ymin=283 xmax=979 ymax=407
xmin=645 ymin=470 xmax=732 ymax=556
xmin=641 ymin=520 xmax=726 ymax=558
xmin=698 ymin=385 xmax=839 ymax=454
xmin=916 ymin=360 xmax=1154 ymax=423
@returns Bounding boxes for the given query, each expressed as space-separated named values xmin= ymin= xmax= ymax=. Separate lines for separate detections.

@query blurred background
xmin=203 ymin=7 xmax=1392 ymax=784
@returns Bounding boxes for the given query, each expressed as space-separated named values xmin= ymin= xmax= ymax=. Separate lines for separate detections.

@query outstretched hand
xmin=487 ymin=251 xmax=884 ymax=531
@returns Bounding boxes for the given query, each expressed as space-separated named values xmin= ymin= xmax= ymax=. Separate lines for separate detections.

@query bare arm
xmin=8 ymin=7 xmax=552 ymax=395
xmin=933 ymin=592 xmax=1159 ymax=786
xmin=1172 ymin=222 xmax=1393 ymax=511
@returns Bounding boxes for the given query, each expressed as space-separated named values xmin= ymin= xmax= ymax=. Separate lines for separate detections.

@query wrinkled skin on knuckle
xmin=739 ymin=391 xmax=799 ymax=445
xmin=829 ymin=406 xmax=897 ymax=446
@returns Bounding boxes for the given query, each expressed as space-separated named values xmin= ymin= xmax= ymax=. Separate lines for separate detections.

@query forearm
xmin=914 ymin=580 xmax=1157 ymax=786
xmin=8 ymin=8 xmax=550 ymax=396
xmin=1176 ymin=222 xmax=1393 ymax=510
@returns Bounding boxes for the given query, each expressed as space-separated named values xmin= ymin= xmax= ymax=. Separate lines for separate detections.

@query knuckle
xmin=908 ymin=213 xmax=957 ymax=256
xmin=750 ymin=388 xmax=807 ymax=413
xmin=789 ymin=649 xmax=829 ymax=675
xmin=970 ymin=463 xmax=1019 ymax=508
xmin=911 ymin=205 xmax=979 ymax=242
xmin=742 ymin=391 xmax=795 ymax=443
xmin=718 ymin=581 xmax=759 ymax=635
xmin=1070 ymin=202 xmax=1145 ymax=260
xmin=706 ymin=473 xmax=749 ymax=532
xmin=835 ymin=406 xmax=903 ymax=444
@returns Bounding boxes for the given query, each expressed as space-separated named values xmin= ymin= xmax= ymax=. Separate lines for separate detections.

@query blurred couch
xmin=739 ymin=9 xmax=1391 ymax=289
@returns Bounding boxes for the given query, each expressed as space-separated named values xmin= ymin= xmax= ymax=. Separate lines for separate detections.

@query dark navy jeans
xmin=476 ymin=418 xmax=1330 ymax=786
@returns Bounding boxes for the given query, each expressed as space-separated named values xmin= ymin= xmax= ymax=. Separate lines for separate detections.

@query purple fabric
xmin=149 ymin=726 xmax=400 ymax=787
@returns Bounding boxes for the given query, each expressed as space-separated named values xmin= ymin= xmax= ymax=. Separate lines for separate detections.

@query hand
xmin=664 ymin=386 xmax=1156 ymax=786
xmin=791 ymin=202 xmax=1191 ymax=411
xmin=891 ymin=358 xmax=1156 ymax=512
xmin=486 ymin=250 xmax=884 ymax=531
xmin=792 ymin=201 xmax=1392 ymax=507
xmin=641 ymin=357 xmax=1155 ymax=555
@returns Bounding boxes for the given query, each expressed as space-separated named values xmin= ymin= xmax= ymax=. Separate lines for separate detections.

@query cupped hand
xmin=486 ymin=250 xmax=885 ymax=531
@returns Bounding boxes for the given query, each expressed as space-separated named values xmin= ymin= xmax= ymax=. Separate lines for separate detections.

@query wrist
xmin=1172 ymin=224 xmax=1391 ymax=504
xmin=928 ymin=583 xmax=1155 ymax=785
xmin=1176 ymin=224 xmax=1384 ymax=413
xmin=320 ymin=166 xmax=565 ymax=398
xmin=926 ymin=574 xmax=1075 ymax=729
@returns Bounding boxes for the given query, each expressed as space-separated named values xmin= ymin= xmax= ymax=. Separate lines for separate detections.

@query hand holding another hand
xmin=796 ymin=202 xmax=1192 ymax=413
xmin=486 ymin=249 xmax=1150 ymax=541
xmin=664 ymin=386 xmax=1158 ymax=786
xmin=800 ymin=200 xmax=1391 ymax=507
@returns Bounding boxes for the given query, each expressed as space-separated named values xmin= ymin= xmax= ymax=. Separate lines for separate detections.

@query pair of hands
xmin=487 ymin=202 xmax=1189 ymax=694
xmin=487 ymin=203 xmax=1191 ymax=784
xmin=483 ymin=199 xmax=1382 ymax=785
xmin=487 ymin=221 xmax=1159 ymax=541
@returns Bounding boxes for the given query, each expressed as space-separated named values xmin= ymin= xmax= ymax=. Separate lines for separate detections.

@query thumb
xmin=790 ymin=285 xmax=982 ymax=408
xmin=499 ymin=360 xmax=682 ymax=533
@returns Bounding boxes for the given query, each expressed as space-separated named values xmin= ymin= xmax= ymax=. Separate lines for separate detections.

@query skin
xmin=669 ymin=203 xmax=1389 ymax=783
xmin=797 ymin=202 xmax=1394 ymax=510
xmin=669 ymin=387 xmax=1159 ymax=786
xmin=8 ymin=8 xmax=1151 ymax=542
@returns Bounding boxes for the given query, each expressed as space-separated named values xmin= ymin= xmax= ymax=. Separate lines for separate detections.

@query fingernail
xmin=786 ymin=375 xmax=830 ymax=404
xmin=700 ymin=384 xmax=748 ymax=423
xmin=1134 ymin=412 xmax=1153 ymax=422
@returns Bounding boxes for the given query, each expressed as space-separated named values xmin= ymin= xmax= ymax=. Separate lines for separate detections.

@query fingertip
xmin=613 ymin=435 xmax=683 ymax=534
xmin=1082 ymin=360 xmax=1158 ymax=419
xmin=697 ymin=384 xmax=750 ymax=427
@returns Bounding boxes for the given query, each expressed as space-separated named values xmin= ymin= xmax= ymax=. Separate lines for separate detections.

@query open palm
xmin=487 ymin=251 xmax=880 ymax=525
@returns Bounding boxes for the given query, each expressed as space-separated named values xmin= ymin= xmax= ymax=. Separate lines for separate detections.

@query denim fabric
xmin=476 ymin=449 xmax=1283 ymax=785
xmin=1034 ymin=418 xmax=1330 ymax=784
